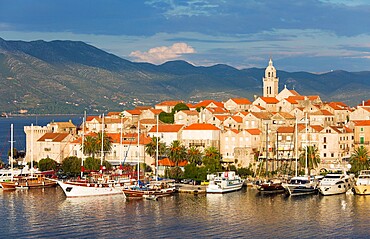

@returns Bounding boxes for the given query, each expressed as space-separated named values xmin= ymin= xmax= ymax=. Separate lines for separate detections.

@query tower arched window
xmin=268 ymin=72 xmax=270 ymax=77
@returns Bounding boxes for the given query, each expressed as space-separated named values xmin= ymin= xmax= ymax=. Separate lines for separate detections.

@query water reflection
xmin=0 ymin=187 xmax=369 ymax=238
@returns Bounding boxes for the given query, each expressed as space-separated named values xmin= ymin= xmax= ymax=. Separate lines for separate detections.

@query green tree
xmin=84 ymin=157 xmax=101 ymax=171
xmin=202 ymin=146 xmax=222 ymax=173
xmin=299 ymin=145 xmax=320 ymax=175
xmin=8 ymin=147 xmax=19 ymax=159
xmin=349 ymin=146 xmax=370 ymax=174
xmin=159 ymin=112 xmax=174 ymax=124
xmin=83 ymin=136 xmax=98 ymax=158
xmin=145 ymin=137 xmax=160 ymax=158
xmin=168 ymin=140 xmax=187 ymax=179
xmin=62 ymin=156 xmax=81 ymax=176
xmin=38 ymin=157 xmax=58 ymax=171
xmin=172 ymin=103 xmax=189 ymax=113
xmin=187 ymin=146 xmax=203 ymax=165
xmin=96 ymin=132 xmax=113 ymax=158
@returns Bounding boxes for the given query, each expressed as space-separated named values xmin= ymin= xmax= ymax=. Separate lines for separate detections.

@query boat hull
xmin=318 ymin=183 xmax=351 ymax=196
xmin=285 ymin=185 xmax=317 ymax=196
xmin=0 ymin=179 xmax=57 ymax=190
xmin=353 ymin=185 xmax=370 ymax=195
xmin=206 ymin=182 xmax=243 ymax=194
xmin=58 ymin=181 xmax=124 ymax=198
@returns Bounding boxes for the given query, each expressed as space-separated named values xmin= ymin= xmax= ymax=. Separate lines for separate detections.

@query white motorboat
xmin=318 ymin=170 xmax=353 ymax=196
xmin=283 ymin=176 xmax=322 ymax=196
xmin=353 ymin=170 xmax=370 ymax=195
xmin=206 ymin=171 xmax=244 ymax=194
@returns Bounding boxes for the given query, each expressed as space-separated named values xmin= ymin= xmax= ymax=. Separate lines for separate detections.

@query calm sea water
xmin=0 ymin=187 xmax=369 ymax=238
xmin=0 ymin=115 xmax=83 ymax=162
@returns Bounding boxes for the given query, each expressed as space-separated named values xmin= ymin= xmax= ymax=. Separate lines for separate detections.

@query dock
xmin=176 ymin=184 xmax=207 ymax=194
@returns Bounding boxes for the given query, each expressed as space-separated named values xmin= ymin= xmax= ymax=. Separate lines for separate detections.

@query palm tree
xmin=299 ymin=145 xmax=320 ymax=175
xmin=203 ymin=146 xmax=222 ymax=173
xmin=350 ymin=146 xmax=370 ymax=174
xmin=83 ymin=136 xmax=98 ymax=158
xmin=168 ymin=140 xmax=187 ymax=167
xmin=187 ymin=146 xmax=203 ymax=165
xmin=96 ymin=132 xmax=112 ymax=158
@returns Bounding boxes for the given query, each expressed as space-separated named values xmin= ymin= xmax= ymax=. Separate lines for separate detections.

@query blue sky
xmin=1 ymin=0 xmax=370 ymax=72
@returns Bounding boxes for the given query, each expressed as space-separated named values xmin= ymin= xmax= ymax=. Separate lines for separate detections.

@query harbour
xmin=0 ymin=187 xmax=369 ymax=238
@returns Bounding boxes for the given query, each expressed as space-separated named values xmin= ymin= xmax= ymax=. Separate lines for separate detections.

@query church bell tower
xmin=263 ymin=58 xmax=279 ymax=97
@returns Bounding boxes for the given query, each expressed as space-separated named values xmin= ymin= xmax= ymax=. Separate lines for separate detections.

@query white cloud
xmin=129 ymin=42 xmax=196 ymax=64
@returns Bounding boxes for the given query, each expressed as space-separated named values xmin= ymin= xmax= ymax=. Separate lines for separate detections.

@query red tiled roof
xmin=194 ymin=100 xmax=224 ymax=108
xmin=149 ymin=124 xmax=184 ymax=133
xmin=125 ymin=109 xmax=142 ymax=115
xmin=231 ymin=98 xmax=252 ymax=105
xmin=156 ymin=158 xmax=188 ymax=167
xmin=289 ymin=90 xmax=301 ymax=96
xmin=149 ymin=109 xmax=163 ymax=115
xmin=250 ymin=112 xmax=272 ymax=120
xmin=311 ymin=125 xmax=324 ymax=132
xmin=245 ymin=128 xmax=261 ymax=135
xmin=260 ymin=97 xmax=279 ymax=104
xmin=207 ymin=107 xmax=228 ymax=114
xmin=37 ymin=133 xmax=70 ymax=142
xmin=135 ymin=106 xmax=152 ymax=110
xmin=232 ymin=116 xmax=243 ymax=123
xmin=107 ymin=112 xmax=121 ymax=116
xmin=215 ymin=115 xmax=229 ymax=121
xmin=184 ymin=123 xmax=220 ymax=130
xmin=277 ymin=126 xmax=294 ymax=133
xmin=231 ymin=129 xmax=239 ymax=134
xmin=353 ymin=120 xmax=370 ymax=126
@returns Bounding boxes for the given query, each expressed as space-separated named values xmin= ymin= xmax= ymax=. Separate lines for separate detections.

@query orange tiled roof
xmin=311 ymin=125 xmax=324 ymax=132
xmin=231 ymin=98 xmax=252 ymax=105
xmin=184 ymin=123 xmax=220 ymax=130
xmin=215 ymin=115 xmax=229 ymax=121
xmin=250 ymin=112 xmax=272 ymax=120
xmin=149 ymin=124 xmax=184 ymax=133
xmin=353 ymin=120 xmax=370 ymax=126
xmin=277 ymin=126 xmax=294 ymax=133
xmin=135 ymin=106 xmax=153 ymax=110
xmin=107 ymin=112 xmax=121 ymax=116
xmin=231 ymin=116 xmax=243 ymax=123
xmin=38 ymin=133 xmax=70 ymax=142
xmin=206 ymin=107 xmax=228 ymax=114
xmin=245 ymin=128 xmax=261 ymax=135
xmin=289 ymin=90 xmax=301 ymax=96
xmin=194 ymin=100 xmax=224 ymax=108
xmin=260 ymin=97 xmax=279 ymax=104
xmin=125 ymin=109 xmax=142 ymax=115
xmin=156 ymin=158 xmax=188 ymax=167
xmin=149 ymin=109 xmax=164 ymax=115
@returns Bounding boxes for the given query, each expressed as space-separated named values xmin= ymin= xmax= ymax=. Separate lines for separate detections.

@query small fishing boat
xmin=0 ymin=173 xmax=57 ymax=190
xmin=353 ymin=170 xmax=370 ymax=195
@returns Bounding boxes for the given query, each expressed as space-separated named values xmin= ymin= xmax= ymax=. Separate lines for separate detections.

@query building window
xmin=323 ymin=145 xmax=326 ymax=149
xmin=323 ymin=153 xmax=326 ymax=157
xmin=361 ymin=127 xmax=364 ymax=132
xmin=331 ymin=153 xmax=334 ymax=157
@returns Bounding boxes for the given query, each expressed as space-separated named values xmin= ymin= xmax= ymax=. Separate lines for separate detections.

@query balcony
xmin=354 ymin=141 xmax=370 ymax=145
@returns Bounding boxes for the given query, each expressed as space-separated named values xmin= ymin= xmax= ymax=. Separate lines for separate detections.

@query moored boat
xmin=0 ymin=173 xmax=57 ymax=190
xmin=318 ymin=170 xmax=353 ymax=196
xmin=283 ymin=176 xmax=322 ymax=196
xmin=123 ymin=181 xmax=176 ymax=199
xmin=206 ymin=171 xmax=244 ymax=194
xmin=57 ymin=178 xmax=127 ymax=198
xmin=353 ymin=170 xmax=370 ymax=195
xmin=257 ymin=179 xmax=285 ymax=194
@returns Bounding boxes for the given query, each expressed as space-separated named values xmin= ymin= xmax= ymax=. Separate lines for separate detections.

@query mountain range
xmin=0 ymin=37 xmax=369 ymax=114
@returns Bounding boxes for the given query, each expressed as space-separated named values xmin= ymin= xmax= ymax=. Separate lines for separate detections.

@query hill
xmin=0 ymin=38 xmax=369 ymax=114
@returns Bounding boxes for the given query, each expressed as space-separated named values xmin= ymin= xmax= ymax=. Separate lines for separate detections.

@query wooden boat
xmin=0 ymin=174 xmax=57 ymax=190
xmin=257 ymin=180 xmax=285 ymax=194
xmin=353 ymin=170 xmax=370 ymax=195
xmin=123 ymin=181 xmax=176 ymax=199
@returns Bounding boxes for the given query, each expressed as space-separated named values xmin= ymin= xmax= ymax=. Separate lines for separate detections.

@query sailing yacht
xmin=57 ymin=114 xmax=129 ymax=198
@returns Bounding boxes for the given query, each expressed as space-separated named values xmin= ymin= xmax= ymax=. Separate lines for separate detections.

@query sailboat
xmin=57 ymin=114 xmax=129 ymax=198
xmin=0 ymin=124 xmax=57 ymax=190
xmin=283 ymin=113 xmax=320 ymax=196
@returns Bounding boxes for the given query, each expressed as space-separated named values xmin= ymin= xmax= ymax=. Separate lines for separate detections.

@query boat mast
xmin=31 ymin=123 xmax=34 ymax=177
xmin=100 ymin=114 xmax=104 ymax=174
xmin=265 ymin=122 xmax=268 ymax=177
xmin=295 ymin=116 xmax=298 ymax=177
xmin=119 ymin=114 xmax=123 ymax=173
xmin=156 ymin=114 xmax=159 ymax=181
xmin=10 ymin=124 xmax=14 ymax=181
xmin=305 ymin=112 xmax=308 ymax=176
xmin=137 ymin=120 xmax=140 ymax=182
xmin=81 ymin=111 xmax=86 ymax=178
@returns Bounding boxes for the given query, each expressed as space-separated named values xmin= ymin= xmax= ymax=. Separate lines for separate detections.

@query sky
xmin=1 ymin=0 xmax=370 ymax=72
